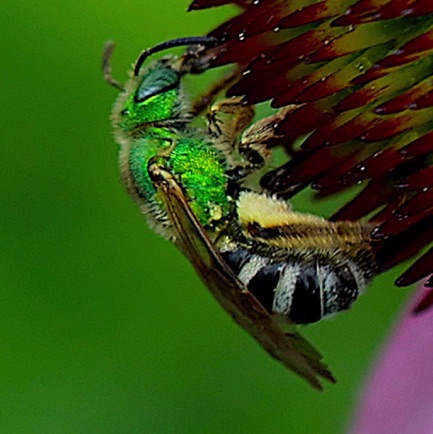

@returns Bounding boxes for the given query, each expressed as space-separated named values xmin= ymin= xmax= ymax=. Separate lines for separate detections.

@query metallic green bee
xmin=103 ymin=37 xmax=376 ymax=389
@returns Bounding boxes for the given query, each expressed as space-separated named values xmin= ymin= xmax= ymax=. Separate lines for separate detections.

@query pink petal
xmin=351 ymin=280 xmax=433 ymax=434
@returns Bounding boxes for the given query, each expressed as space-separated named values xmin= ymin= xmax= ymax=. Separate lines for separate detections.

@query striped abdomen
xmin=220 ymin=247 xmax=374 ymax=324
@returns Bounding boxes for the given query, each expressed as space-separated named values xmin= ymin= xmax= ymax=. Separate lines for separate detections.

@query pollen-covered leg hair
xmin=239 ymin=105 xmax=297 ymax=169
xmin=212 ymin=104 xmax=298 ymax=182
xmin=236 ymin=191 xmax=375 ymax=252
xmin=207 ymin=97 xmax=254 ymax=138
xmin=206 ymin=97 xmax=254 ymax=164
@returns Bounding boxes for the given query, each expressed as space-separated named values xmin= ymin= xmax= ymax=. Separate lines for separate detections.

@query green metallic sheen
xmin=111 ymin=57 xmax=231 ymax=231
xmin=128 ymin=137 xmax=161 ymax=202
xmin=128 ymin=131 xmax=229 ymax=227
xmin=119 ymin=89 xmax=179 ymax=131
xmin=169 ymin=138 xmax=229 ymax=225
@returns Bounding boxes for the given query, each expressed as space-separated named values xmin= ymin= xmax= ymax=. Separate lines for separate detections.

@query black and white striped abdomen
xmin=220 ymin=247 xmax=372 ymax=324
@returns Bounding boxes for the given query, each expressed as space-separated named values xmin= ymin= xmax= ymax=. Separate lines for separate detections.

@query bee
xmin=102 ymin=37 xmax=376 ymax=389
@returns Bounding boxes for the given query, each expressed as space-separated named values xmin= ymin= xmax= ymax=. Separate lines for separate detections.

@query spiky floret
xmin=188 ymin=0 xmax=433 ymax=289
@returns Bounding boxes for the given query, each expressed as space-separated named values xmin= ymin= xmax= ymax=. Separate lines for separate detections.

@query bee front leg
xmin=206 ymin=97 xmax=254 ymax=167
xmin=206 ymin=97 xmax=269 ymax=183
xmin=237 ymin=105 xmax=297 ymax=178
xmin=208 ymin=100 xmax=299 ymax=183
xmin=207 ymin=97 xmax=254 ymax=143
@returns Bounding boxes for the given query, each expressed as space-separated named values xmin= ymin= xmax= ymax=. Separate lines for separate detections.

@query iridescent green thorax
xmin=169 ymin=137 xmax=229 ymax=224
xmin=128 ymin=130 xmax=229 ymax=227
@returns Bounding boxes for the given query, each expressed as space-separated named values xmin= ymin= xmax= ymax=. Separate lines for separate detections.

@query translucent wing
xmin=148 ymin=162 xmax=336 ymax=390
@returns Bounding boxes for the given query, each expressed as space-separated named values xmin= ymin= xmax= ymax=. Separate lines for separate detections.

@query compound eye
xmin=134 ymin=65 xmax=180 ymax=103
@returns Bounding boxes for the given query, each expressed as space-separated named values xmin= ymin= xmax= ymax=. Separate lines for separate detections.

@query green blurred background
xmin=1 ymin=1 xmax=412 ymax=433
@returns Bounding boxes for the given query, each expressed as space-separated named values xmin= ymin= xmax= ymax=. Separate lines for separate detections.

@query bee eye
xmin=121 ymin=109 xmax=129 ymax=116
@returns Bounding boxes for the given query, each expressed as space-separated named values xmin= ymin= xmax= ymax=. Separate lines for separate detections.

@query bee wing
xmin=148 ymin=163 xmax=336 ymax=390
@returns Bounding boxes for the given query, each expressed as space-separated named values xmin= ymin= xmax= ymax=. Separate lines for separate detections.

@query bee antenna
xmin=134 ymin=36 xmax=218 ymax=76
xmin=102 ymin=41 xmax=125 ymax=91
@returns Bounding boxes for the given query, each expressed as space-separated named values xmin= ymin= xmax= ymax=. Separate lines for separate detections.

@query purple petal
xmin=351 ymin=280 xmax=433 ymax=434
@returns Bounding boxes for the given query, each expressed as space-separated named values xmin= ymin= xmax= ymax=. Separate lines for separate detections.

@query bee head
xmin=103 ymin=37 xmax=217 ymax=134
xmin=118 ymin=58 xmax=182 ymax=132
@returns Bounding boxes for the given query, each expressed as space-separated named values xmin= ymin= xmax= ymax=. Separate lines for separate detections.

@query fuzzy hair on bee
xmin=103 ymin=38 xmax=377 ymax=389
xmin=219 ymin=192 xmax=375 ymax=324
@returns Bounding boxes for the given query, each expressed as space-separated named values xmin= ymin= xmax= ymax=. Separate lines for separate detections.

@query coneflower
xmin=188 ymin=0 xmax=433 ymax=309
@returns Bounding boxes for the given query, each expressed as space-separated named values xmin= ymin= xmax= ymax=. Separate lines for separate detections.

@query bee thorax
xmin=220 ymin=247 xmax=371 ymax=324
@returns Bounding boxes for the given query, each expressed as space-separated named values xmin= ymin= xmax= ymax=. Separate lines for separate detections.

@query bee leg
xmin=205 ymin=97 xmax=255 ymax=171
xmin=207 ymin=97 xmax=254 ymax=141
xmin=209 ymin=102 xmax=299 ymax=182
xmin=237 ymin=105 xmax=298 ymax=177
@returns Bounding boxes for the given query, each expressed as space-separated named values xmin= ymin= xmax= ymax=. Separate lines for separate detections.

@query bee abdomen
xmin=221 ymin=248 xmax=370 ymax=324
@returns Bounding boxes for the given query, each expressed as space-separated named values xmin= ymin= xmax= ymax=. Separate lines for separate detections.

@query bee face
xmin=113 ymin=59 xmax=182 ymax=134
